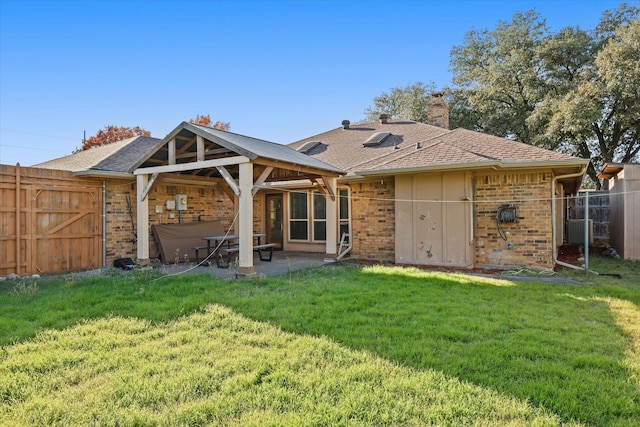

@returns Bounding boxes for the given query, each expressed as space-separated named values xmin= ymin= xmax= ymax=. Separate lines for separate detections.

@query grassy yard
xmin=1 ymin=256 xmax=638 ymax=426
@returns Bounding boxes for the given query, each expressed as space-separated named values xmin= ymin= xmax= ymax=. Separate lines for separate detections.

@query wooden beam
xmin=168 ymin=138 xmax=176 ymax=165
xmin=140 ymin=172 xmax=159 ymax=201
xmin=322 ymin=176 xmax=336 ymax=201
xmin=313 ymin=178 xmax=327 ymax=196
xmin=221 ymin=185 xmax=236 ymax=202
xmin=44 ymin=212 xmax=89 ymax=235
xmin=173 ymin=147 xmax=235 ymax=160
xmin=176 ymin=135 xmax=196 ymax=156
xmin=252 ymin=166 xmax=273 ymax=196
xmin=197 ymin=135 xmax=205 ymax=162
xmin=134 ymin=155 xmax=250 ymax=175
xmin=254 ymin=159 xmax=341 ymax=179
xmin=217 ymin=166 xmax=241 ymax=196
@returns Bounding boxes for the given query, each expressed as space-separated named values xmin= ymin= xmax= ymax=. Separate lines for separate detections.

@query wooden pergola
xmin=133 ymin=122 xmax=344 ymax=275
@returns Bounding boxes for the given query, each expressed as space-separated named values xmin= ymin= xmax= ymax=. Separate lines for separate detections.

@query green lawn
xmin=1 ymin=256 xmax=638 ymax=426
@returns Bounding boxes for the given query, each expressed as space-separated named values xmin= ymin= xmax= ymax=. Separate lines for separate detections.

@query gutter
xmin=551 ymin=164 xmax=589 ymax=271
xmin=74 ymin=170 xmax=134 ymax=179
xmin=354 ymin=159 xmax=588 ymax=178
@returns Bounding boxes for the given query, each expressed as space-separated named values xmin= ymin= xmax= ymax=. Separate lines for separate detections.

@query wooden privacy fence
xmin=1 ymin=165 xmax=103 ymax=277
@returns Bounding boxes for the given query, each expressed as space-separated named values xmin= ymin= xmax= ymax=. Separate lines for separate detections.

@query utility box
xmin=175 ymin=194 xmax=188 ymax=211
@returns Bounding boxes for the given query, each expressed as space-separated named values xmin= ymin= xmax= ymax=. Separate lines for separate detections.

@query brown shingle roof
xmin=288 ymin=120 xmax=449 ymax=173
xmin=289 ymin=119 xmax=585 ymax=176
xmin=34 ymin=136 xmax=160 ymax=174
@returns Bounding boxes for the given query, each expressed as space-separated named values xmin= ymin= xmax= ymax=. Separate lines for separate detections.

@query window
xmin=313 ymin=191 xmax=326 ymax=241
xmin=289 ymin=192 xmax=308 ymax=240
xmin=288 ymin=188 xmax=351 ymax=243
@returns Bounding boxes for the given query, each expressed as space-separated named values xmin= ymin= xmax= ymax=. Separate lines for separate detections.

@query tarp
xmin=152 ymin=220 xmax=224 ymax=263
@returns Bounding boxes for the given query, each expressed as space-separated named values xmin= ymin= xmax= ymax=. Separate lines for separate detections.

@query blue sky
xmin=0 ymin=0 xmax=628 ymax=166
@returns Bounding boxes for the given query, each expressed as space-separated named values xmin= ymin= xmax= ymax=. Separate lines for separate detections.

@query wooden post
xmin=136 ymin=174 xmax=150 ymax=263
xmin=15 ymin=164 xmax=21 ymax=275
xmin=325 ymin=176 xmax=337 ymax=257
xmin=236 ymin=162 xmax=255 ymax=276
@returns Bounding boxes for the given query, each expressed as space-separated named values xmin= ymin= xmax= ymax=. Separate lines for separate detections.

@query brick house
xmin=287 ymin=94 xmax=589 ymax=269
xmin=35 ymin=97 xmax=588 ymax=272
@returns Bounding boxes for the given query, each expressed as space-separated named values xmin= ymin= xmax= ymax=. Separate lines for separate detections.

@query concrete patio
xmin=155 ymin=251 xmax=332 ymax=279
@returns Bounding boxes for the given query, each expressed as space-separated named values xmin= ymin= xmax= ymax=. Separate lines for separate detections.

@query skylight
xmin=363 ymin=131 xmax=391 ymax=147
xmin=296 ymin=141 xmax=321 ymax=154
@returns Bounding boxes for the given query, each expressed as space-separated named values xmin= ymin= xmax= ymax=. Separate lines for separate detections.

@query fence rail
xmin=0 ymin=164 xmax=103 ymax=277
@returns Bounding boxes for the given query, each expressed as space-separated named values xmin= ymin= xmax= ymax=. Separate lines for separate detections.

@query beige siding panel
xmin=395 ymin=172 xmax=469 ymax=267
xmin=414 ymin=173 xmax=444 ymax=264
xmin=395 ymin=175 xmax=413 ymax=264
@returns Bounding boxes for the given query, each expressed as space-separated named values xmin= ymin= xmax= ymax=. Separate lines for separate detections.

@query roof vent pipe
xmin=416 ymin=142 xmax=421 ymax=150
xmin=341 ymin=120 xmax=350 ymax=129
xmin=379 ymin=113 xmax=389 ymax=124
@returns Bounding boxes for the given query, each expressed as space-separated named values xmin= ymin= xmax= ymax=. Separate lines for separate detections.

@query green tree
xmin=364 ymin=82 xmax=436 ymax=122
xmin=450 ymin=3 xmax=640 ymax=188
xmin=450 ymin=10 xmax=548 ymax=144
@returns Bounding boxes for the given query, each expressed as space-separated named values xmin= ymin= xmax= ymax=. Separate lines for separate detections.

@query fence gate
xmin=1 ymin=165 xmax=103 ymax=276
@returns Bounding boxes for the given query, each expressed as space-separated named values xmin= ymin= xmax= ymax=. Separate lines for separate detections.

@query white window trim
xmin=288 ymin=188 xmax=352 ymax=243
xmin=289 ymin=191 xmax=309 ymax=242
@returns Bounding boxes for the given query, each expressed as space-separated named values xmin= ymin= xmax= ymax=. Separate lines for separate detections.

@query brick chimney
xmin=379 ymin=113 xmax=389 ymax=124
xmin=342 ymin=119 xmax=350 ymax=129
xmin=427 ymin=92 xmax=449 ymax=129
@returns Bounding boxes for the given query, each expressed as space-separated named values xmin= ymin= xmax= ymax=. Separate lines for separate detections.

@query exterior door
xmin=266 ymin=194 xmax=283 ymax=249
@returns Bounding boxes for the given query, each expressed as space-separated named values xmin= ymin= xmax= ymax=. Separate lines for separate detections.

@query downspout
xmin=102 ymin=181 xmax=107 ymax=268
xmin=552 ymin=165 xmax=588 ymax=271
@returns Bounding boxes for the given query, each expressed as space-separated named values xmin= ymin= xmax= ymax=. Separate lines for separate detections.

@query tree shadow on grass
xmin=1 ymin=265 xmax=638 ymax=425
xmin=213 ymin=265 xmax=640 ymax=426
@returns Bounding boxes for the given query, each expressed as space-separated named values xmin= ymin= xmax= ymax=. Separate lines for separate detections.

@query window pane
xmin=313 ymin=192 xmax=326 ymax=219
xmin=339 ymin=189 xmax=349 ymax=220
xmin=290 ymin=192 xmax=307 ymax=219
xmin=314 ymin=221 xmax=326 ymax=241
xmin=290 ymin=221 xmax=308 ymax=240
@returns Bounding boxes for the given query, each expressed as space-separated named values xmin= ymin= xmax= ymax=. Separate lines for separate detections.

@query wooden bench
xmin=225 ymin=243 xmax=276 ymax=263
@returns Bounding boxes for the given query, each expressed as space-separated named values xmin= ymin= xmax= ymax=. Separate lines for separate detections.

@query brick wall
xmin=104 ymin=179 xmax=235 ymax=264
xmin=349 ymin=178 xmax=395 ymax=261
xmin=105 ymin=180 xmax=138 ymax=262
xmin=474 ymin=172 xmax=553 ymax=268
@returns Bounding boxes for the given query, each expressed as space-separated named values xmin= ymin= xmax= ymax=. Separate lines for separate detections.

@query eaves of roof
xmin=73 ymin=170 xmax=135 ymax=179
xmin=354 ymin=158 xmax=590 ymax=178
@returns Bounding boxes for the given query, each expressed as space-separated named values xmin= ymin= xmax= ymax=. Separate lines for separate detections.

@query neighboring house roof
xmin=33 ymin=136 xmax=160 ymax=176
xmin=288 ymin=119 xmax=588 ymax=177
xmin=598 ymin=162 xmax=627 ymax=180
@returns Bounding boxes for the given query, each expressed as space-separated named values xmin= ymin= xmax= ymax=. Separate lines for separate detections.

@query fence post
xmin=15 ymin=164 xmax=21 ymax=275
xmin=584 ymin=191 xmax=589 ymax=274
